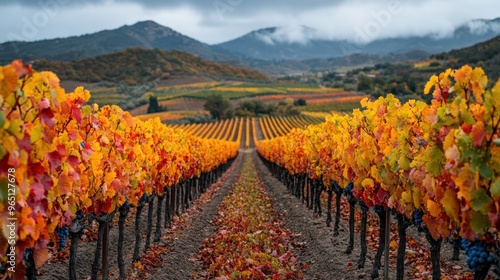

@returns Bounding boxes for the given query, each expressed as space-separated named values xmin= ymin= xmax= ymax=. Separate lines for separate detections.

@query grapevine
xmin=256 ymin=65 xmax=500 ymax=279
xmin=0 ymin=60 xmax=239 ymax=278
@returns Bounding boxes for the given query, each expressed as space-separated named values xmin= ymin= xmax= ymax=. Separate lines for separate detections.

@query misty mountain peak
xmin=251 ymin=25 xmax=319 ymax=45
xmin=466 ymin=17 xmax=500 ymax=35
xmin=124 ymin=20 xmax=178 ymax=41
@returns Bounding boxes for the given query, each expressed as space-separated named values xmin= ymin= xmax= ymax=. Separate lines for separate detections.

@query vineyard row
xmin=256 ymin=65 xmax=500 ymax=279
xmin=0 ymin=61 xmax=238 ymax=279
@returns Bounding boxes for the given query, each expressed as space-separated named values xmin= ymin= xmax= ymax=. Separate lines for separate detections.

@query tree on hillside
xmin=234 ymin=99 xmax=301 ymax=117
xmin=146 ymin=94 xmax=166 ymax=113
xmin=204 ymin=94 xmax=233 ymax=120
xmin=357 ymin=73 xmax=373 ymax=92
xmin=274 ymin=100 xmax=300 ymax=116
xmin=236 ymin=100 xmax=271 ymax=116
xmin=293 ymin=98 xmax=307 ymax=106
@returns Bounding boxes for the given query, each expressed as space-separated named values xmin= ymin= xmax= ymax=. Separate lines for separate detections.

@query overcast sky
xmin=1 ymin=0 xmax=499 ymax=45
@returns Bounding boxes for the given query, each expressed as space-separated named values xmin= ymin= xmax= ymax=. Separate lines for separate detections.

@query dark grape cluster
xmin=23 ymin=249 xmax=29 ymax=262
xmin=76 ymin=212 xmax=85 ymax=220
xmin=344 ymin=182 xmax=353 ymax=194
xmin=460 ymin=238 xmax=470 ymax=250
xmin=373 ymin=205 xmax=384 ymax=214
xmin=463 ymin=239 xmax=496 ymax=272
xmin=412 ymin=209 xmax=423 ymax=226
xmin=56 ymin=227 xmax=69 ymax=251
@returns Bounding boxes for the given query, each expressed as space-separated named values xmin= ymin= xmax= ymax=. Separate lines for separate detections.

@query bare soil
xmin=149 ymin=153 xmax=244 ymax=279
xmin=252 ymin=151 xmax=396 ymax=280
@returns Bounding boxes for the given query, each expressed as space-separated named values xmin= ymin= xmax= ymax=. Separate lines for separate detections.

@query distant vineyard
xmin=86 ymin=81 xmax=351 ymax=114
xmin=258 ymin=115 xmax=323 ymax=140
xmin=153 ymin=82 xmax=347 ymax=102
xmin=304 ymin=96 xmax=366 ymax=105
xmin=298 ymin=101 xmax=364 ymax=113
xmin=169 ymin=115 xmax=323 ymax=148
xmin=255 ymin=91 xmax=359 ymax=102
xmin=136 ymin=110 xmax=207 ymax=122
xmin=155 ymin=81 xmax=222 ymax=91
xmin=301 ymin=111 xmax=330 ymax=119
xmin=285 ymin=87 xmax=343 ymax=93
xmin=171 ymin=117 xmax=244 ymax=143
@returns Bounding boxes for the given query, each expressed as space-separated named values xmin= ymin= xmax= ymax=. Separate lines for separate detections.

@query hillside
xmin=310 ymin=35 xmax=500 ymax=106
xmin=33 ymin=48 xmax=269 ymax=84
xmin=433 ymin=35 xmax=500 ymax=82
xmin=250 ymin=51 xmax=430 ymax=74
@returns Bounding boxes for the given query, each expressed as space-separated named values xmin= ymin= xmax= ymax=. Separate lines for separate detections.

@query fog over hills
xmin=1 ymin=18 xmax=499 ymax=74
xmin=217 ymin=18 xmax=500 ymax=60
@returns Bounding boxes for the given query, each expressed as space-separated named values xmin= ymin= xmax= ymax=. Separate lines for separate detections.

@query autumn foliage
xmin=0 ymin=61 xmax=239 ymax=277
xmin=257 ymin=65 xmax=500 ymax=242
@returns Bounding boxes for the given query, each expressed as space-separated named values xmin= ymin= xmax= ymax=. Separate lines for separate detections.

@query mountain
xmin=217 ymin=25 xmax=356 ymax=60
xmin=33 ymin=48 xmax=269 ymax=84
xmin=0 ymin=20 xmax=240 ymax=63
xmin=2 ymin=18 xmax=500 ymax=76
xmin=217 ymin=18 xmax=500 ymax=61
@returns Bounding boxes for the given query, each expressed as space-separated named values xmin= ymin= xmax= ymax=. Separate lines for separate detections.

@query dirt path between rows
xmin=252 ymin=150 xmax=399 ymax=280
xmin=149 ymin=151 xmax=244 ymax=279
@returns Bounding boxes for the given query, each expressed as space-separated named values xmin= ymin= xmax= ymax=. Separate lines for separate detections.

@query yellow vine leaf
xmin=440 ymin=188 xmax=459 ymax=223
xmin=426 ymin=200 xmax=441 ymax=218
xmin=471 ymin=67 xmax=487 ymax=103
xmin=0 ymin=65 xmax=18 ymax=98
xmin=104 ymin=171 xmax=116 ymax=187
xmin=424 ymin=75 xmax=438 ymax=95
xmin=361 ymin=178 xmax=374 ymax=189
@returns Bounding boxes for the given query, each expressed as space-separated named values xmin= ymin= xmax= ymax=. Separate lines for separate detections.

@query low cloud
xmin=254 ymin=26 xmax=321 ymax=45
xmin=467 ymin=18 xmax=500 ymax=35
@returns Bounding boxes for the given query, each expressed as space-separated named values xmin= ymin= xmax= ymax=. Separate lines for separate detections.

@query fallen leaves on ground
xmin=198 ymin=155 xmax=305 ymax=279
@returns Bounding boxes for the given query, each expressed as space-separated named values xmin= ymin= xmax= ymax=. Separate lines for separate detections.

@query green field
xmin=298 ymin=101 xmax=363 ymax=113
